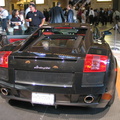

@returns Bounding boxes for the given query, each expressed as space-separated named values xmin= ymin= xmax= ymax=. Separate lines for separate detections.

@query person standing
xmin=26 ymin=4 xmax=45 ymax=34
xmin=10 ymin=9 xmax=23 ymax=35
xmin=72 ymin=6 xmax=77 ymax=23
xmin=94 ymin=9 xmax=99 ymax=25
xmin=89 ymin=8 xmax=94 ymax=25
xmin=104 ymin=9 xmax=108 ymax=26
xmin=66 ymin=5 xmax=74 ymax=23
xmin=19 ymin=10 xmax=26 ymax=31
xmin=108 ymin=8 xmax=113 ymax=24
xmin=43 ymin=8 xmax=49 ymax=22
xmin=0 ymin=6 xmax=9 ymax=35
xmin=49 ymin=2 xmax=65 ymax=23
xmin=77 ymin=8 xmax=82 ymax=23
xmin=81 ymin=9 xmax=86 ymax=23
xmin=25 ymin=1 xmax=35 ymax=27
xmin=113 ymin=9 xmax=120 ymax=25
xmin=99 ymin=8 xmax=106 ymax=26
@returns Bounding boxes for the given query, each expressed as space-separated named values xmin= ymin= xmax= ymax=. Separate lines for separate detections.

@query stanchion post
xmin=111 ymin=24 xmax=120 ymax=51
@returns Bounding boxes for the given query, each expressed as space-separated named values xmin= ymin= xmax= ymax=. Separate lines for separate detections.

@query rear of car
xmin=0 ymin=26 xmax=117 ymax=108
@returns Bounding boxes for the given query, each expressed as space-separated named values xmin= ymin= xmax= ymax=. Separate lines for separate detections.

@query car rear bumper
xmin=0 ymin=80 xmax=112 ymax=108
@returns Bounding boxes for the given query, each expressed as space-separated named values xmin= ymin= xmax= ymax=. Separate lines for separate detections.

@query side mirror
xmin=100 ymin=31 xmax=112 ymax=40
xmin=103 ymin=31 xmax=112 ymax=35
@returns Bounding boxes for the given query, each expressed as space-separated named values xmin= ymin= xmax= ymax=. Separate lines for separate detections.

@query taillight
xmin=83 ymin=54 xmax=108 ymax=72
xmin=0 ymin=51 xmax=12 ymax=68
xmin=9 ymin=38 xmax=25 ymax=43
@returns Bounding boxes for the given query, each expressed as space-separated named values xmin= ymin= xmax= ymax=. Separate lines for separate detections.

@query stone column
xmin=113 ymin=0 xmax=118 ymax=10
xmin=5 ymin=0 xmax=10 ymax=11
xmin=118 ymin=0 xmax=120 ymax=11
xmin=67 ymin=0 xmax=69 ymax=5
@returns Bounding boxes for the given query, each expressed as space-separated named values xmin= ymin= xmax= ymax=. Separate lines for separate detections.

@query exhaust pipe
xmin=84 ymin=95 xmax=94 ymax=104
xmin=1 ymin=88 xmax=9 ymax=96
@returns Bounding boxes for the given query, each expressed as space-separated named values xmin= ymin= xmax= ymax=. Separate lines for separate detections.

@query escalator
xmin=69 ymin=0 xmax=91 ymax=8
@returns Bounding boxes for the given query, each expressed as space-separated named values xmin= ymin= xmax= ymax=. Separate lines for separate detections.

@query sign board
xmin=97 ymin=0 xmax=112 ymax=1
xmin=1 ymin=0 xmax=5 ymax=6
xmin=36 ymin=0 xmax=44 ymax=4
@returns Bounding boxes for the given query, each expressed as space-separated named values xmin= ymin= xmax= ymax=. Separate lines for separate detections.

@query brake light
xmin=0 ymin=51 xmax=12 ymax=68
xmin=83 ymin=54 xmax=108 ymax=72
xmin=9 ymin=38 xmax=25 ymax=43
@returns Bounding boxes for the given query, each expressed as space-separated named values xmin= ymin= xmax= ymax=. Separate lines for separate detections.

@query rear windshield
xmin=6 ymin=27 xmax=87 ymax=36
xmin=41 ymin=28 xmax=87 ymax=36
xmin=26 ymin=37 xmax=82 ymax=54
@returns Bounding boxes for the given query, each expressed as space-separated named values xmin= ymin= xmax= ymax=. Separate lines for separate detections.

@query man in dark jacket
xmin=66 ymin=5 xmax=74 ymax=23
xmin=26 ymin=4 xmax=45 ymax=34
xmin=49 ymin=2 xmax=65 ymax=23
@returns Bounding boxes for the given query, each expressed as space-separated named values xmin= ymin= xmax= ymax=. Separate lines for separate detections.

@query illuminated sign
xmin=1 ymin=0 xmax=5 ymax=6
xmin=97 ymin=0 xmax=112 ymax=1
xmin=36 ymin=0 xmax=44 ymax=4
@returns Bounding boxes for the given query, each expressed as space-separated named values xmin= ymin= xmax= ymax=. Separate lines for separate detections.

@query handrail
xmin=74 ymin=0 xmax=91 ymax=8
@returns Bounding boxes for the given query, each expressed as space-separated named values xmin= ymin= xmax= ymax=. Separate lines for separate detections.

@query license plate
xmin=31 ymin=92 xmax=54 ymax=105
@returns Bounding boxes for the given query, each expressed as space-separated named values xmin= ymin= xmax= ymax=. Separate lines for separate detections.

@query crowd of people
xmin=0 ymin=0 xmax=120 ymax=35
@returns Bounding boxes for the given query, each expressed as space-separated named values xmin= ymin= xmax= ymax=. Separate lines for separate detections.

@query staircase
xmin=72 ymin=0 xmax=91 ymax=7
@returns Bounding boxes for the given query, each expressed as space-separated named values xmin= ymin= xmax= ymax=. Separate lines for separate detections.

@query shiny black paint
xmin=0 ymin=24 xmax=117 ymax=108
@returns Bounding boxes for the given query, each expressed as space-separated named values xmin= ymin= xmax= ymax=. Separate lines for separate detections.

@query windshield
xmin=41 ymin=27 xmax=87 ymax=36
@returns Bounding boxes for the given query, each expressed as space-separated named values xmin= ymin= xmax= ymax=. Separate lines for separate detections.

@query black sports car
xmin=0 ymin=23 xmax=117 ymax=108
